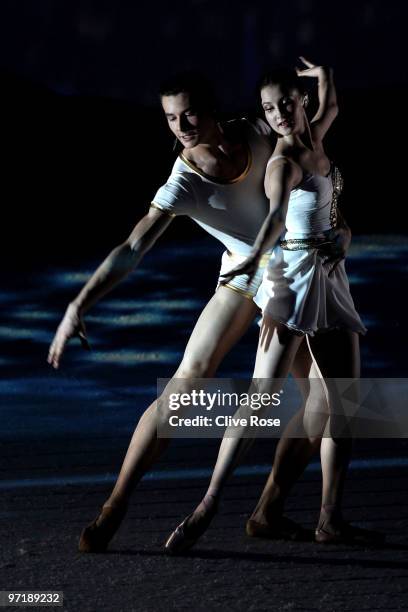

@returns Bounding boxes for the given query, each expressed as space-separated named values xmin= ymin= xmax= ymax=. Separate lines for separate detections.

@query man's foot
xmin=246 ymin=516 xmax=312 ymax=542
xmin=164 ymin=495 xmax=218 ymax=555
xmin=78 ymin=503 xmax=127 ymax=553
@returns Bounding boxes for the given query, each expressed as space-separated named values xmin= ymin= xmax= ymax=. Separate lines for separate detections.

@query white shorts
xmin=217 ymin=250 xmax=271 ymax=300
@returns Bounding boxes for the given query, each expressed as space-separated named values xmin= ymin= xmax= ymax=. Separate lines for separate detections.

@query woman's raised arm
xmin=296 ymin=56 xmax=338 ymax=141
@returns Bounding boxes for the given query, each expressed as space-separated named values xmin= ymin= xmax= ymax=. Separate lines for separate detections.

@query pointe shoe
xmin=78 ymin=504 xmax=127 ymax=553
xmin=315 ymin=519 xmax=385 ymax=546
xmin=246 ymin=516 xmax=312 ymax=542
xmin=164 ymin=513 xmax=199 ymax=556
xmin=165 ymin=497 xmax=218 ymax=555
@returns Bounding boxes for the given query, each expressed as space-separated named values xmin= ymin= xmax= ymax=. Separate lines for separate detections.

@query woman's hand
xmin=296 ymin=56 xmax=337 ymax=139
xmin=296 ymin=56 xmax=331 ymax=80
xmin=219 ymin=252 xmax=261 ymax=287
xmin=47 ymin=303 xmax=90 ymax=369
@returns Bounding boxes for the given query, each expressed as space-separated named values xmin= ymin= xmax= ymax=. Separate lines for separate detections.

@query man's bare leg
xmin=105 ymin=287 xmax=257 ymax=508
xmin=79 ymin=287 xmax=257 ymax=551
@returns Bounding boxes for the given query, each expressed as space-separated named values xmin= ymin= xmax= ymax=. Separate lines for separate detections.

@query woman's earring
xmin=173 ymin=137 xmax=179 ymax=152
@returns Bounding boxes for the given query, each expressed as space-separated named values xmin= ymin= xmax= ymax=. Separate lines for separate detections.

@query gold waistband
xmin=279 ymin=237 xmax=332 ymax=251
xmin=226 ymin=250 xmax=271 ymax=266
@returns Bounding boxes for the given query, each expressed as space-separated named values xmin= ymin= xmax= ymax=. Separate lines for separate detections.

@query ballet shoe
xmin=164 ymin=513 xmax=200 ymax=555
xmin=78 ymin=504 xmax=127 ymax=553
xmin=315 ymin=519 xmax=385 ymax=546
xmin=165 ymin=497 xmax=218 ymax=555
xmin=246 ymin=516 xmax=312 ymax=542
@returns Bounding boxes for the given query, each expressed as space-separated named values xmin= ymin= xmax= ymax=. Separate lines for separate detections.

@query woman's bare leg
xmin=165 ymin=316 xmax=304 ymax=548
xmin=204 ymin=319 xmax=304 ymax=499
xmin=248 ymin=339 xmax=328 ymax=528
xmin=307 ymin=330 xmax=360 ymax=534
xmin=249 ymin=330 xmax=359 ymax=536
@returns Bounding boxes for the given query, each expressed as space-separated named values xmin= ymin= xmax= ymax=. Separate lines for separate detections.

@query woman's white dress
xmin=254 ymin=157 xmax=367 ymax=335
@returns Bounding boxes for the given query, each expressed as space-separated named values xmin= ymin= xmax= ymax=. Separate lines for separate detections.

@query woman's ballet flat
xmin=78 ymin=505 xmax=126 ymax=553
xmin=164 ymin=514 xmax=199 ymax=555
xmin=315 ymin=521 xmax=385 ymax=546
xmin=246 ymin=517 xmax=312 ymax=542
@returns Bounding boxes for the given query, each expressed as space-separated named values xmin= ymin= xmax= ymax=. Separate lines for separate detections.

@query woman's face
xmin=161 ymin=92 xmax=215 ymax=149
xmin=261 ymin=83 xmax=305 ymax=137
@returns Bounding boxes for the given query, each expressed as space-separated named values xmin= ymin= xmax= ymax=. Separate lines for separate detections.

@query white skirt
xmin=254 ymin=245 xmax=367 ymax=336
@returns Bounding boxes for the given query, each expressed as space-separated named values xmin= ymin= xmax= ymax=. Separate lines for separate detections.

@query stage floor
xmin=1 ymin=235 xmax=407 ymax=611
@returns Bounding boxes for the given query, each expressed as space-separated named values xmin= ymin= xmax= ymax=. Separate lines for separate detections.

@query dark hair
xmin=258 ymin=68 xmax=306 ymax=96
xmin=159 ymin=71 xmax=216 ymax=115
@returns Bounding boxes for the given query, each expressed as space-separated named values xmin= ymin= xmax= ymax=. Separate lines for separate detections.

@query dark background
xmin=1 ymin=0 xmax=407 ymax=270
xmin=1 ymin=5 xmax=408 ymax=609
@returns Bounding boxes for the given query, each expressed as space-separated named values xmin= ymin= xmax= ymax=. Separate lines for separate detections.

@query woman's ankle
xmin=250 ymin=499 xmax=284 ymax=524
xmin=184 ymin=494 xmax=218 ymax=536
xmin=103 ymin=496 xmax=128 ymax=513
xmin=202 ymin=493 xmax=218 ymax=510
xmin=319 ymin=503 xmax=343 ymax=523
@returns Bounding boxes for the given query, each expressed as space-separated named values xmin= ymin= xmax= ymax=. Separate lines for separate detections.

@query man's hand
xmin=318 ymin=224 xmax=352 ymax=276
xmin=47 ymin=303 xmax=90 ymax=369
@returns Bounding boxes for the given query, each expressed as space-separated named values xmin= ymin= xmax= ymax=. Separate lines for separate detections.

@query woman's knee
xmin=303 ymin=406 xmax=329 ymax=440
xmin=175 ymin=355 xmax=215 ymax=378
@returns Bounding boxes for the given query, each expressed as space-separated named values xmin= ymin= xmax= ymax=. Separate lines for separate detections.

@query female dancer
xmin=47 ymin=71 xmax=348 ymax=552
xmin=165 ymin=60 xmax=378 ymax=553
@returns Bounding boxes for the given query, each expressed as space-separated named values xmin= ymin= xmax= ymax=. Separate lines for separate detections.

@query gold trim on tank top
xmin=150 ymin=202 xmax=176 ymax=217
xmin=179 ymin=146 xmax=252 ymax=185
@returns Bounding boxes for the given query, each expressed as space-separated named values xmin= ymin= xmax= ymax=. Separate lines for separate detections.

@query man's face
xmin=161 ymin=92 xmax=214 ymax=149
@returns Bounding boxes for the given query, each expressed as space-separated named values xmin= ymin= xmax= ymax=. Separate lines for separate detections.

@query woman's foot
xmin=78 ymin=503 xmax=127 ymax=553
xmin=246 ymin=516 xmax=312 ymax=541
xmin=247 ymin=502 xmax=312 ymax=541
xmin=164 ymin=494 xmax=218 ymax=555
xmin=315 ymin=506 xmax=385 ymax=546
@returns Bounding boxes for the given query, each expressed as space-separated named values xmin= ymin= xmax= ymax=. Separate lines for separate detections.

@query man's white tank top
xmin=151 ymin=119 xmax=273 ymax=257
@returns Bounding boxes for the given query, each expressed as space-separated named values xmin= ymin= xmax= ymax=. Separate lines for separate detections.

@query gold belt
xmin=279 ymin=237 xmax=332 ymax=251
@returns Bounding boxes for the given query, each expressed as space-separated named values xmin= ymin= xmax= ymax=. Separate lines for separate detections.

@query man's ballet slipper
xmin=78 ymin=504 xmax=127 ymax=553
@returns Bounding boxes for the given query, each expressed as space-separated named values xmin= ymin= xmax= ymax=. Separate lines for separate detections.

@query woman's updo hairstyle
xmin=258 ymin=68 xmax=307 ymax=98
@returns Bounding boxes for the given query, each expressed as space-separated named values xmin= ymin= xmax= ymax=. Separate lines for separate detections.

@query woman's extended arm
xmin=220 ymin=159 xmax=301 ymax=284
xmin=47 ymin=207 xmax=173 ymax=369
xmin=296 ymin=57 xmax=338 ymax=141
